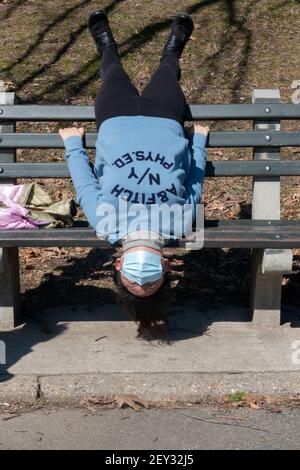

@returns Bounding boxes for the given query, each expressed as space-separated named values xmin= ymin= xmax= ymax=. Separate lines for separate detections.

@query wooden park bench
xmin=1 ymin=88 xmax=300 ymax=329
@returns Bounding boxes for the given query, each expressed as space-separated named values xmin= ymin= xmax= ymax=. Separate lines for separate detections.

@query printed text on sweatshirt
xmin=64 ymin=115 xmax=208 ymax=244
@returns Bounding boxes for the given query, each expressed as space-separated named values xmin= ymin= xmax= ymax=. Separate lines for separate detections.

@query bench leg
xmin=0 ymin=90 xmax=20 ymax=328
xmin=250 ymin=89 xmax=291 ymax=327
xmin=0 ymin=247 xmax=21 ymax=329
xmin=250 ymin=248 xmax=292 ymax=327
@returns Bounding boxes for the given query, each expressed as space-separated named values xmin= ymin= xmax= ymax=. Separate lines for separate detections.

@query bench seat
xmin=0 ymin=220 xmax=300 ymax=248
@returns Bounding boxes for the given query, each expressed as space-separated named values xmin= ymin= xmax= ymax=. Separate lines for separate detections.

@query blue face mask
xmin=120 ymin=250 xmax=163 ymax=286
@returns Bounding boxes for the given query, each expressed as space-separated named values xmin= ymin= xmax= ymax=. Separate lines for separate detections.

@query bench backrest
xmin=1 ymin=100 xmax=300 ymax=180
xmin=0 ymin=89 xmax=300 ymax=230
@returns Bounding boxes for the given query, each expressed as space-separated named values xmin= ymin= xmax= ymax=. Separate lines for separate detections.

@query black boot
xmin=88 ymin=10 xmax=118 ymax=56
xmin=161 ymin=13 xmax=194 ymax=60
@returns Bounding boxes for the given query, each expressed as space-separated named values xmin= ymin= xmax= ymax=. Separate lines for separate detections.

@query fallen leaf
xmin=115 ymin=394 xmax=149 ymax=411
xmin=264 ymin=396 xmax=276 ymax=404
xmin=244 ymin=393 xmax=259 ymax=404
xmin=249 ymin=402 xmax=261 ymax=410
xmin=269 ymin=406 xmax=282 ymax=413
xmin=80 ymin=397 xmax=114 ymax=406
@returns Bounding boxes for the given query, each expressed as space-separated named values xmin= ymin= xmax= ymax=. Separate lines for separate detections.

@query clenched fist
xmin=184 ymin=123 xmax=210 ymax=136
xmin=59 ymin=127 xmax=85 ymax=141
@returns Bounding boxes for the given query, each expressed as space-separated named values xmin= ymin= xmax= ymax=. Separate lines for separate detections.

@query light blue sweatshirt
xmin=63 ymin=115 xmax=207 ymax=244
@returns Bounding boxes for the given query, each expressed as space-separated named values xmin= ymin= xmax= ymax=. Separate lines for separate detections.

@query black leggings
xmin=94 ymin=48 xmax=190 ymax=131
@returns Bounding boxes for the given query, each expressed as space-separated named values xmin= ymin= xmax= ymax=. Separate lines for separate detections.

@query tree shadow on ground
xmin=0 ymin=0 xmax=95 ymax=74
xmin=16 ymin=0 xmax=220 ymax=103
xmin=2 ymin=0 xmax=297 ymax=103
xmin=3 ymin=0 xmax=127 ymax=95
xmin=1 ymin=0 xmax=259 ymax=104
xmin=0 ymin=0 xmax=27 ymax=21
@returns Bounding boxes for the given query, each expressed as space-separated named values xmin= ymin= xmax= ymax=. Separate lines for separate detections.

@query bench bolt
xmin=265 ymin=135 xmax=271 ymax=141
xmin=265 ymin=107 xmax=271 ymax=113
xmin=0 ymin=168 xmax=3 ymax=173
xmin=265 ymin=165 xmax=271 ymax=172
xmin=0 ymin=109 xmax=3 ymax=114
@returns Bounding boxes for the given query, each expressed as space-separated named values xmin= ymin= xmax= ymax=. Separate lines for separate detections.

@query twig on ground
xmin=179 ymin=411 xmax=279 ymax=434
xmin=94 ymin=336 xmax=107 ymax=342
xmin=2 ymin=414 xmax=21 ymax=421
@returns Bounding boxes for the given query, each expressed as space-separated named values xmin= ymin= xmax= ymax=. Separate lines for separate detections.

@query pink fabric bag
xmin=0 ymin=184 xmax=47 ymax=229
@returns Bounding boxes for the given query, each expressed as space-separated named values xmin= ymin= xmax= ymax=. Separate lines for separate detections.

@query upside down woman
xmin=59 ymin=10 xmax=209 ymax=338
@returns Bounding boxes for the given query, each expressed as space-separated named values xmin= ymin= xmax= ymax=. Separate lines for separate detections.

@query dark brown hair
xmin=113 ymin=268 xmax=171 ymax=340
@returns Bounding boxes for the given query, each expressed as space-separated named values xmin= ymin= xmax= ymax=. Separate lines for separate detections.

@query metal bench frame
xmin=1 ymin=88 xmax=300 ymax=329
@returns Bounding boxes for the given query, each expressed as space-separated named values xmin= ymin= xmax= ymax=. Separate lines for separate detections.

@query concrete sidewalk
xmin=1 ymin=406 xmax=300 ymax=449
xmin=0 ymin=303 xmax=300 ymax=404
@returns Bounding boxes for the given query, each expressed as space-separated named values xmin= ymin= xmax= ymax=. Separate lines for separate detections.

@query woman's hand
xmin=184 ymin=123 xmax=210 ymax=136
xmin=58 ymin=127 xmax=85 ymax=142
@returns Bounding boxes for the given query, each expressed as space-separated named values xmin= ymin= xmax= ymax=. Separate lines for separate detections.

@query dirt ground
xmin=0 ymin=0 xmax=300 ymax=316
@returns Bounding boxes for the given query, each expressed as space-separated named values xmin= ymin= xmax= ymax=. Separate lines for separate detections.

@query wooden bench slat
xmin=1 ymin=161 xmax=300 ymax=178
xmin=0 ymin=221 xmax=300 ymax=248
xmin=1 ymin=131 xmax=300 ymax=149
xmin=1 ymin=104 xmax=300 ymax=120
